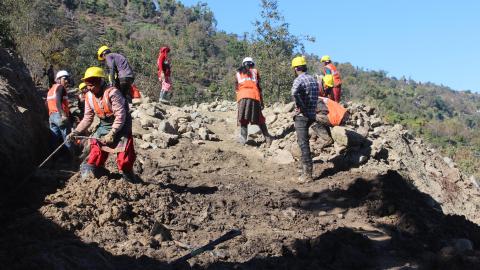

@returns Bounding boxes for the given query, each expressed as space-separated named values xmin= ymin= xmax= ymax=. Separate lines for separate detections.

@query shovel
xmin=172 ymin=229 xmax=241 ymax=265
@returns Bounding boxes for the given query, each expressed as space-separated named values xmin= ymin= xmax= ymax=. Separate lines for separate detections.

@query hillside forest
xmin=1 ymin=0 xmax=479 ymax=178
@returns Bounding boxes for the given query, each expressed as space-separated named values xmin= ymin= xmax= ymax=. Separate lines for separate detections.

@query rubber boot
xmin=159 ymin=90 xmax=166 ymax=103
xmin=80 ymin=163 xmax=95 ymax=180
xmin=237 ymin=125 xmax=248 ymax=145
xmin=259 ymin=123 xmax=273 ymax=147
xmin=297 ymin=163 xmax=313 ymax=184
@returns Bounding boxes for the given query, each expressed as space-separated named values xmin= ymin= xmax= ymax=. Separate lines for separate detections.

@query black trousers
xmin=294 ymin=114 xmax=315 ymax=166
xmin=118 ymin=77 xmax=134 ymax=101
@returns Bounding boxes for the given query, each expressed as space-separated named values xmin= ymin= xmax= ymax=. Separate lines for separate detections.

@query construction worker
xmin=77 ymin=82 xmax=88 ymax=118
xmin=43 ymin=64 xmax=55 ymax=87
xmin=235 ymin=57 xmax=273 ymax=146
xmin=97 ymin=45 xmax=135 ymax=101
xmin=320 ymin=55 xmax=342 ymax=102
xmin=157 ymin=46 xmax=172 ymax=103
xmin=67 ymin=67 xmax=138 ymax=183
xmin=47 ymin=70 xmax=75 ymax=159
xmin=291 ymin=56 xmax=319 ymax=183
xmin=320 ymin=73 xmax=335 ymax=100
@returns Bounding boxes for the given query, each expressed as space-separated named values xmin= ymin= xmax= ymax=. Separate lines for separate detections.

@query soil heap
xmin=1 ymin=95 xmax=480 ymax=269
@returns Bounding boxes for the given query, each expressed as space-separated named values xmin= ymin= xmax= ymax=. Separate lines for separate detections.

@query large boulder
xmin=0 ymin=49 xmax=49 ymax=193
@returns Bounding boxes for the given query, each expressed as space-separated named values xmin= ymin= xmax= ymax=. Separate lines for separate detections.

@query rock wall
xmin=0 ymin=49 xmax=49 ymax=192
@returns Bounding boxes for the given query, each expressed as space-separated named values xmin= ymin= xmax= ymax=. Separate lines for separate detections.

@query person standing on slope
xmin=97 ymin=45 xmax=135 ymax=101
xmin=291 ymin=56 xmax=319 ymax=183
xmin=157 ymin=46 xmax=172 ymax=103
xmin=67 ymin=67 xmax=138 ymax=183
xmin=320 ymin=55 xmax=342 ymax=102
xmin=235 ymin=57 xmax=273 ymax=147
xmin=47 ymin=70 xmax=75 ymax=160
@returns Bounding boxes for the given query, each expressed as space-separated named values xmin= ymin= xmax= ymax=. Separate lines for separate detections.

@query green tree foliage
xmin=3 ymin=0 xmax=480 ymax=178
xmin=337 ymin=62 xmax=480 ymax=177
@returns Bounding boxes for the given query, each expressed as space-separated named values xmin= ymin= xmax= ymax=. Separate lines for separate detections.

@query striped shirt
xmin=291 ymin=72 xmax=319 ymax=119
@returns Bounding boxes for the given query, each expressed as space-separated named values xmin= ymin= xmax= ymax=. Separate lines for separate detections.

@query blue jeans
xmin=49 ymin=112 xmax=73 ymax=151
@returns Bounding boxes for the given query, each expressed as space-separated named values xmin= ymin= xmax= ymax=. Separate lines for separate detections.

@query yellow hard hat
xmin=97 ymin=45 xmax=110 ymax=61
xmin=320 ymin=55 xmax=331 ymax=62
xmin=291 ymin=56 xmax=307 ymax=68
xmin=81 ymin=66 xmax=105 ymax=81
xmin=323 ymin=74 xmax=334 ymax=88
xmin=78 ymin=82 xmax=86 ymax=91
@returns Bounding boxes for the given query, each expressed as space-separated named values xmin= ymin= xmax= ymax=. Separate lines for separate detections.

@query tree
xmin=249 ymin=0 xmax=305 ymax=103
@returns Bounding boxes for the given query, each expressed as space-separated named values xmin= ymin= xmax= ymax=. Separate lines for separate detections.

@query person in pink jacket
xmin=157 ymin=46 xmax=172 ymax=102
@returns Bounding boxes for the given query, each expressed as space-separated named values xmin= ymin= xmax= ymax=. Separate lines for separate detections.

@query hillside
xmin=1 ymin=0 xmax=479 ymax=179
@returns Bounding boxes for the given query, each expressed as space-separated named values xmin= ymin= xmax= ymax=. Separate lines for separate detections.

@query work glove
xmin=59 ymin=116 xmax=69 ymax=127
xmin=66 ymin=130 xmax=79 ymax=143
xmin=102 ymin=130 xmax=116 ymax=145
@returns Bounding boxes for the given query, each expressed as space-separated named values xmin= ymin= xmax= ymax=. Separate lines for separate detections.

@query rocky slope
xmin=0 ymin=48 xmax=49 ymax=195
xmin=1 ymin=97 xmax=480 ymax=269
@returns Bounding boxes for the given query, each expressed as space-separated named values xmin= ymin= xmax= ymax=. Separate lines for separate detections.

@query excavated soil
xmin=1 ymin=108 xmax=480 ymax=270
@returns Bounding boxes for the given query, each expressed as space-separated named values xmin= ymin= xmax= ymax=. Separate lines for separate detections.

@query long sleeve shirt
xmin=105 ymin=53 xmax=134 ymax=84
xmin=55 ymin=85 xmax=67 ymax=116
xmin=291 ymin=72 xmax=319 ymax=119
xmin=75 ymin=88 xmax=127 ymax=134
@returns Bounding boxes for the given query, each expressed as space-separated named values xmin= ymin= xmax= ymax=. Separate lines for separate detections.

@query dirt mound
xmin=2 ymin=98 xmax=480 ymax=269
xmin=0 ymin=48 xmax=49 ymax=194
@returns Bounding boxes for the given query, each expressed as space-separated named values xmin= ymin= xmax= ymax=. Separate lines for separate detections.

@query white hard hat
xmin=242 ymin=57 xmax=254 ymax=65
xmin=55 ymin=70 xmax=70 ymax=80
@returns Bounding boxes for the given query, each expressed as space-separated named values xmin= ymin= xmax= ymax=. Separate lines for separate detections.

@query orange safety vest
xmin=324 ymin=63 xmax=342 ymax=87
xmin=86 ymin=87 xmax=115 ymax=119
xmin=236 ymin=69 xmax=261 ymax=102
xmin=320 ymin=97 xmax=347 ymax=126
xmin=46 ymin=83 xmax=70 ymax=116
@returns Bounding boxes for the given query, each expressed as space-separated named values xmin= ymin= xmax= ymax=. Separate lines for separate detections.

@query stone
xmin=331 ymin=126 xmax=366 ymax=147
xmin=266 ymin=114 xmax=277 ymax=125
xmin=140 ymin=117 xmax=156 ymax=128
xmin=270 ymin=149 xmax=295 ymax=165
xmin=370 ymin=118 xmax=383 ymax=128
xmin=282 ymin=207 xmax=297 ymax=219
xmin=198 ymin=127 xmax=209 ymax=140
xmin=149 ymin=222 xmax=172 ymax=242
xmin=142 ymin=133 xmax=155 ymax=143
xmin=365 ymin=106 xmax=375 ymax=116
xmin=248 ymin=125 xmax=261 ymax=135
xmin=132 ymin=121 xmax=149 ymax=138
xmin=443 ymin=157 xmax=455 ymax=168
xmin=132 ymin=98 xmax=142 ymax=105
xmin=470 ymin=175 xmax=479 ymax=188
xmin=139 ymin=141 xmax=151 ymax=149
xmin=158 ymin=120 xmax=177 ymax=135
xmin=282 ymin=102 xmax=295 ymax=113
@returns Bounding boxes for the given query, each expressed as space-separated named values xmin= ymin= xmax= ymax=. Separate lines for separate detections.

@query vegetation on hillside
xmin=1 ymin=0 xmax=479 ymax=178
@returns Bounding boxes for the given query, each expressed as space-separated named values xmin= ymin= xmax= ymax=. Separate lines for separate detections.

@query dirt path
xmin=1 ymin=107 xmax=480 ymax=269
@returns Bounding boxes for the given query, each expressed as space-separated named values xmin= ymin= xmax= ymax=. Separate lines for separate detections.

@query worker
xmin=77 ymin=82 xmax=88 ymax=118
xmin=47 ymin=70 xmax=75 ymax=159
xmin=291 ymin=56 xmax=319 ymax=183
xmin=235 ymin=57 xmax=273 ymax=147
xmin=320 ymin=55 xmax=342 ymax=102
xmin=67 ymin=67 xmax=138 ymax=183
xmin=97 ymin=45 xmax=135 ymax=101
xmin=43 ymin=64 xmax=55 ymax=87
xmin=321 ymin=73 xmax=335 ymax=100
xmin=157 ymin=46 xmax=172 ymax=103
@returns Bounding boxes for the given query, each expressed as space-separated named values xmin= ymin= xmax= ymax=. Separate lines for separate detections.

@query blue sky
xmin=178 ymin=0 xmax=480 ymax=92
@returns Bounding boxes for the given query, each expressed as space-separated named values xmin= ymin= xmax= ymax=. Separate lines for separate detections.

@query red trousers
xmin=87 ymin=135 xmax=136 ymax=172
xmin=333 ymin=85 xmax=342 ymax=103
